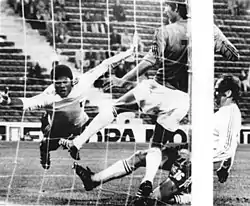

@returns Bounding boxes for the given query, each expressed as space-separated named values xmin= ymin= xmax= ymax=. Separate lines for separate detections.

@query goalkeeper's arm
xmin=214 ymin=24 xmax=240 ymax=61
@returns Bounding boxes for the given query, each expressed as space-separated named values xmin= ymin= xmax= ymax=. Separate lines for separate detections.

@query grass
xmin=0 ymin=142 xmax=250 ymax=205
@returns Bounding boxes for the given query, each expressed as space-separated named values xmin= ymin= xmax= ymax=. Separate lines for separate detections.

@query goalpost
xmin=191 ymin=0 xmax=214 ymax=205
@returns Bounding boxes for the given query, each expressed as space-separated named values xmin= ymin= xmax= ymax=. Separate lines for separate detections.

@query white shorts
xmin=132 ymin=79 xmax=190 ymax=132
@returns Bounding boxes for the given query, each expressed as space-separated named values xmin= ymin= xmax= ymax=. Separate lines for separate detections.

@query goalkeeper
xmin=0 ymin=48 xmax=136 ymax=170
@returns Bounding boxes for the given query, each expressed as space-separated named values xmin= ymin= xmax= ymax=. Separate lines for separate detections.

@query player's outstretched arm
xmin=118 ymin=28 xmax=165 ymax=86
xmin=0 ymin=87 xmax=23 ymax=109
xmin=0 ymin=85 xmax=53 ymax=111
xmin=119 ymin=59 xmax=154 ymax=86
xmin=85 ymin=41 xmax=138 ymax=86
xmin=214 ymin=24 xmax=240 ymax=61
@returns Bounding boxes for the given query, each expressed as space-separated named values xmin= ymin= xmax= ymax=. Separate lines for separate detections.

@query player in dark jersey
xmin=73 ymin=144 xmax=191 ymax=205
xmin=60 ymin=0 xmax=239 ymax=203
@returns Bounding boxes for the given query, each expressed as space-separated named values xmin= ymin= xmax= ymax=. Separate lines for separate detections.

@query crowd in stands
xmin=7 ymin=0 xmax=146 ymax=80
xmin=8 ymin=0 xmax=70 ymax=45
xmin=240 ymin=67 xmax=250 ymax=92
xmin=227 ymin=0 xmax=250 ymax=15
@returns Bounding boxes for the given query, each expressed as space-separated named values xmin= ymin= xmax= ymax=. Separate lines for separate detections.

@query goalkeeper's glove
xmin=217 ymin=166 xmax=229 ymax=183
xmin=217 ymin=157 xmax=232 ymax=183
xmin=0 ymin=87 xmax=11 ymax=105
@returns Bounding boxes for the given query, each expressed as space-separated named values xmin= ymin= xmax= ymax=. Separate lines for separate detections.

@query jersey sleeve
xmin=214 ymin=24 xmax=240 ymax=61
xmin=217 ymin=107 xmax=240 ymax=153
xmin=20 ymin=84 xmax=55 ymax=111
xmin=79 ymin=49 xmax=135 ymax=88
xmin=143 ymin=27 xmax=167 ymax=65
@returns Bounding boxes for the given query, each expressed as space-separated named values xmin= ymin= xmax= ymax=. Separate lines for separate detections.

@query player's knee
xmin=99 ymin=104 xmax=118 ymax=118
xmin=125 ymin=150 xmax=147 ymax=170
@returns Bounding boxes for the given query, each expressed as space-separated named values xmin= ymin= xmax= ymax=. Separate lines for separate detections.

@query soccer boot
xmin=72 ymin=162 xmax=99 ymax=191
xmin=133 ymin=181 xmax=153 ymax=206
xmin=59 ymin=138 xmax=80 ymax=160
xmin=40 ymin=141 xmax=51 ymax=170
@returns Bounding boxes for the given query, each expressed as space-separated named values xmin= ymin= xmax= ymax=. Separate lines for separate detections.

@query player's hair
xmin=50 ymin=64 xmax=73 ymax=80
xmin=166 ymin=2 xmax=188 ymax=19
xmin=217 ymin=75 xmax=241 ymax=102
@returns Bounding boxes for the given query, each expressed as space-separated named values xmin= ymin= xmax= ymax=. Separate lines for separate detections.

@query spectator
xmin=28 ymin=62 xmax=42 ymax=84
xmin=55 ymin=23 xmax=70 ymax=44
xmin=228 ymin=0 xmax=239 ymax=15
xmin=240 ymin=68 xmax=250 ymax=92
xmin=55 ymin=9 xmax=63 ymax=22
xmin=32 ymin=9 xmax=46 ymax=30
xmin=42 ymin=7 xmax=51 ymax=22
xmin=60 ymin=6 xmax=71 ymax=28
xmin=20 ymin=0 xmax=30 ymax=18
xmin=75 ymin=49 xmax=90 ymax=73
xmin=36 ymin=0 xmax=46 ymax=14
xmin=93 ymin=52 xmax=103 ymax=67
xmin=99 ymin=47 xmax=106 ymax=61
xmin=86 ymin=47 xmax=96 ymax=68
xmin=238 ymin=0 xmax=250 ymax=15
xmin=56 ymin=0 xmax=65 ymax=7
xmin=26 ymin=0 xmax=37 ymax=26
xmin=112 ymin=0 xmax=126 ymax=22
xmin=12 ymin=0 xmax=21 ymax=15
xmin=121 ymin=29 xmax=132 ymax=51
xmin=110 ymin=29 xmax=121 ymax=52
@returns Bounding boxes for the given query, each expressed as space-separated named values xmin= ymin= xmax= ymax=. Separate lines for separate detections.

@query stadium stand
xmin=0 ymin=0 xmax=250 ymax=141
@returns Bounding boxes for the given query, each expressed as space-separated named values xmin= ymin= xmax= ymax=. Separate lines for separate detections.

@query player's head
xmin=50 ymin=64 xmax=74 ymax=98
xmin=214 ymin=75 xmax=241 ymax=107
xmin=164 ymin=0 xmax=188 ymax=23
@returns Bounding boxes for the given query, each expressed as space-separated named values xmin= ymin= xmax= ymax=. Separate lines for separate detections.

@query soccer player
xmin=72 ymin=74 xmax=241 ymax=205
xmin=60 ymin=0 xmax=239 ymax=202
xmin=213 ymin=75 xmax=242 ymax=184
xmin=0 ymin=48 xmax=135 ymax=170
xmin=73 ymin=145 xmax=192 ymax=205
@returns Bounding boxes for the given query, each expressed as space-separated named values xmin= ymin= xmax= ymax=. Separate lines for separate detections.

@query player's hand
xmin=216 ymin=167 xmax=229 ymax=183
xmin=103 ymin=76 xmax=125 ymax=92
xmin=0 ymin=87 xmax=11 ymax=105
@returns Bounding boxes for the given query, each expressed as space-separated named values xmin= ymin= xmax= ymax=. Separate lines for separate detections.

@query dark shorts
xmin=40 ymin=117 xmax=90 ymax=152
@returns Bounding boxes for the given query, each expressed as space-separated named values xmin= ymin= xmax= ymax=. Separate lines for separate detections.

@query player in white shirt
xmin=213 ymin=75 xmax=242 ymax=183
xmin=71 ymin=74 xmax=241 ymax=205
xmin=0 ymin=49 xmax=135 ymax=170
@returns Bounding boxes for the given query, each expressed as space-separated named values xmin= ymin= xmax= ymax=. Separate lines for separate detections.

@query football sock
xmin=141 ymin=147 xmax=162 ymax=184
xmin=92 ymin=160 xmax=132 ymax=183
xmin=73 ymin=105 xmax=117 ymax=150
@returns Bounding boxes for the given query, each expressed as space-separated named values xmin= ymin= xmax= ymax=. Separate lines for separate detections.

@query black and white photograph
xmin=0 ymin=0 xmax=249 ymax=205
